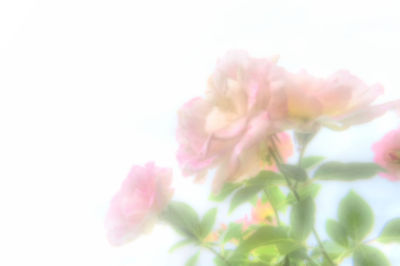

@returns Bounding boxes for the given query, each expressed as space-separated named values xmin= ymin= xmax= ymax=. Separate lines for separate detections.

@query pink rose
xmin=319 ymin=71 xmax=400 ymax=129
xmin=268 ymin=69 xmax=325 ymax=131
xmin=176 ymin=51 xmax=293 ymax=192
xmin=372 ymin=128 xmax=400 ymax=181
xmin=105 ymin=162 xmax=173 ymax=246
xmin=270 ymin=68 xmax=400 ymax=131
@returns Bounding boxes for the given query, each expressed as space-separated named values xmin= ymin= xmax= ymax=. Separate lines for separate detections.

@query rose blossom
xmin=372 ymin=128 xmax=400 ymax=181
xmin=105 ymin=162 xmax=173 ymax=246
xmin=176 ymin=50 xmax=293 ymax=192
xmin=270 ymin=68 xmax=400 ymax=132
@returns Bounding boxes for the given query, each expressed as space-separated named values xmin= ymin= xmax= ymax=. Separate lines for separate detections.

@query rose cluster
xmin=176 ymin=50 xmax=400 ymax=191
xmin=105 ymin=51 xmax=400 ymax=247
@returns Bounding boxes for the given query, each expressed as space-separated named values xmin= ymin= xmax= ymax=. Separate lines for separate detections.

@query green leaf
xmin=228 ymin=225 xmax=300 ymax=266
xmin=249 ymin=194 xmax=259 ymax=205
xmin=288 ymin=246 xmax=308 ymax=260
xmin=326 ymin=219 xmax=348 ymax=246
xmin=244 ymin=238 xmax=302 ymax=259
xmin=290 ymin=197 xmax=315 ymax=240
xmin=305 ymin=258 xmax=319 ymax=266
xmin=338 ymin=191 xmax=374 ymax=241
xmin=280 ymin=164 xmax=308 ymax=182
xmin=286 ymin=183 xmax=321 ymax=205
xmin=235 ymin=226 xmax=289 ymax=254
xmin=225 ymin=252 xmax=248 ymax=266
xmin=353 ymin=245 xmax=390 ymax=266
xmin=185 ymin=252 xmax=200 ymax=266
xmin=246 ymin=170 xmax=286 ymax=187
xmin=169 ymin=239 xmax=194 ymax=253
xmin=275 ymin=240 xmax=303 ymax=255
xmin=311 ymin=241 xmax=346 ymax=262
xmin=209 ymin=182 xmax=241 ymax=202
xmin=223 ymin=223 xmax=242 ymax=243
xmin=265 ymin=185 xmax=287 ymax=212
xmin=230 ymin=185 xmax=262 ymax=213
xmin=200 ymin=208 xmax=217 ymax=238
xmin=301 ymin=156 xmax=325 ymax=170
xmin=248 ymin=263 xmax=268 ymax=266
xmin=254 ymin=244 xmax=305 ymax=265
xmin=314 ymin=162 xmax=383 ymax=181
xmin=253 ymin=245 xmax=280 ymax=263
xmin=163 ymin=201 xmax=201 ymax=239
xmin=378 ymin=218 xmax=400 ymax=243
xmin=289 ymin=247 xmax=317 ymax=265
xmin=214 ymin=256 xmax=229 ymax=266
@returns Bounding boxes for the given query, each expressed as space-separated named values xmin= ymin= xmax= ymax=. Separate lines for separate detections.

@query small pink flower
xmin=251 ymin=199 xmax=276 ymax=225
xmin=236 ymin=215 xmax=254 ymax=231
xmin=105 ymin=162 xmax=173 ymax=246
xmin=176 ymin=51 xmax=293 ymax=192
xmin=235 ymin=199 xmax=277 ymax=232
xmin=204 ymin=223 xmax=227 ymax=243
xmin=372 ymin=128 xmax=400 ymax=181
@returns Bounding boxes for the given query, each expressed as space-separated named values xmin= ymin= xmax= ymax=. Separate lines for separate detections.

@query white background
xmin=1 ymin=0 xmax=400 ymax=265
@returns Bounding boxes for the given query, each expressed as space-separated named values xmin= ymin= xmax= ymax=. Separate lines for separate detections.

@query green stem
xmin=297 ymin=140 xmax=307 ymax=167
xmin=268 ymin=147 xmax=293 ymax=189
xmin=205 ymin=245 xmax=231 ymax=266
xmin=270 ymin=138 xmax=336 ymax=266
xmin=306 ymin=254 xmax=320 ymax=266
xmin=312 ymin=227 xmax=335 ymax=265
xmin=296 ymin=140 xmax=336 ymax=266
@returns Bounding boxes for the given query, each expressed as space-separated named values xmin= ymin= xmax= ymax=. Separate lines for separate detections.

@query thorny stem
xmin=269 ymin=137 xmax=336 ymax=266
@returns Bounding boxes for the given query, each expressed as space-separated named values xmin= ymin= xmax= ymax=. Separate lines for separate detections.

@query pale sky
xmin=1 ymin=0 xmax=400 ymax=265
